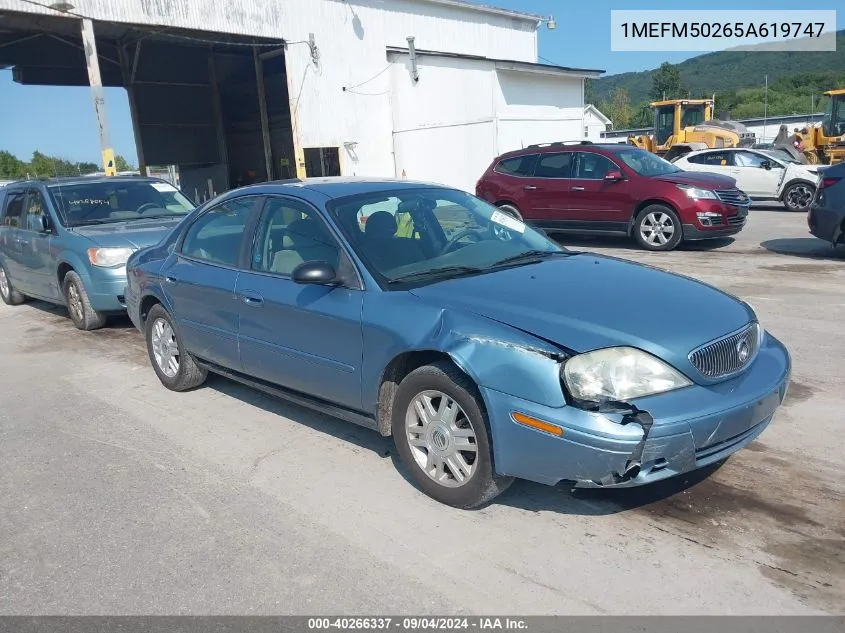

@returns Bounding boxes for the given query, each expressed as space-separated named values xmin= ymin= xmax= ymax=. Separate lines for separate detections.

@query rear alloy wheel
xmin=63 ymin=271 xmax=106 ymax=330
xmin=391 ymin=361 xmax=513 ymax=508
xmin=782 ymin=182 xmax=815 ymax=212
xmin=144 ymin=304 xmax=207 ymax=392
xmin=633 ymin=205 xmax=683 ymax=251
xmin=496 ymin=203 xmax=523 ymax=221
xmin=493 ymin=204 xmax=523 ymax=241
xmin=0 ymin=265 xmax=25 ymax=306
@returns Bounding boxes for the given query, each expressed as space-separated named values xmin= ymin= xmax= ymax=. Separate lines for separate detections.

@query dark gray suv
xmin=808 ymin=163 xmax=845 ymax=246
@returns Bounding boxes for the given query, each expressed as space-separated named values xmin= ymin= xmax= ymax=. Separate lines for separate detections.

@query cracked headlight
xmin=562 ymin=347 xmax=692 ymax=403
xmin=87 ymin=247 xmax=135 ymax=268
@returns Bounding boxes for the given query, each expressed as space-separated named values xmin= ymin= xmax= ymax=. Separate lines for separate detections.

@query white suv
xmin=674 ymin=148 xmax=821 ymax=212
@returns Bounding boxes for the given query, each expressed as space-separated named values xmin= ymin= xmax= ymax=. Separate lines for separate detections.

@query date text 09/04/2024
xmin=620 ymin=22 xmax=826 ymax=39
xmin=308 ymin=618 xmax=528 ymax=630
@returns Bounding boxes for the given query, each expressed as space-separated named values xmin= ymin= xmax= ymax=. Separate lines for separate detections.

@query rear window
xmin=494 ymin=154 xmax=538 ymax=177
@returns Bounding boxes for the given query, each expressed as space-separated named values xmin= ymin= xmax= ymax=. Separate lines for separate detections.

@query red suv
xmin=476 ymin=142 xmax=750 ymax=251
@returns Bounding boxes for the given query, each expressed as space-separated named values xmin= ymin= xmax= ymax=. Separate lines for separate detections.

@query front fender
xmin=55 ymin=250 xmax=93 ymax=289
xmin=362 ymin=293 xmax=569 ymax=413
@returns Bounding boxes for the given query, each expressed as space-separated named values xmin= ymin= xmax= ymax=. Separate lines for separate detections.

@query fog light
xmin=696 ymin=211 xmax=722 ymax=227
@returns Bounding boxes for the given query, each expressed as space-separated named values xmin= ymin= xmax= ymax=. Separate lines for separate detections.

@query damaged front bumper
xmin=482 ymin=332 xmax=791 ymax=488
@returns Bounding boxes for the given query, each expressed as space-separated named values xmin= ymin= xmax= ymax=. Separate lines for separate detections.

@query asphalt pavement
xmin=1 ymin=204 xmax=843 ymax=615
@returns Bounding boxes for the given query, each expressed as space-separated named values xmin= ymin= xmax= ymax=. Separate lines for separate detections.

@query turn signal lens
xmin=511 ymin=412 xmax=563 ymax=437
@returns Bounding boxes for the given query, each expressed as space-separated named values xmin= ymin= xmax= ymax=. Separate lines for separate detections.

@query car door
xmin=18 ymin=188 xmax=58 ymax=300
xmin=567 ymin=151 xmax=631 ymax=228
xmin=0 ymin=188 xmax=28 ymax=291
xmin=236 ymin=195 xmax=365 ymax=410
xmin=164 ymin=196 xmax=259 ymax=371
xmin=730 ymin=150 xmax=784 ymax=198
xmin=521 ymin=152 xmax=573 ymax=226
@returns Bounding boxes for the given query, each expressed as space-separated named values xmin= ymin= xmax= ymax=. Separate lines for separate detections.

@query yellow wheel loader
xmin=629 ymin=99 xmax=756 ymax=162
xmin=774 ymin=90 xmax=845 ymax=166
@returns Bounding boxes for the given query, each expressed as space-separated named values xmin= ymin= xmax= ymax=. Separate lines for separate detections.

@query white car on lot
xmin=674 ymin=147 xmax=821 ymax=212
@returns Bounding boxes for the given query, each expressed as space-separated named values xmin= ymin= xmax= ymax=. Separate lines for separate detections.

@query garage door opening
xmin=0 ymin=10 xmax=295 ymax=202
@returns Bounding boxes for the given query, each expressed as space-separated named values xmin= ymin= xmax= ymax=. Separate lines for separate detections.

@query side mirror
xmin=761 ymin=160 xmax=772 ymax=170
xmin=292 ymin=260 xmax=338 ymax=285
xmin=38 ymin=215 xmax=51 ymax=233
xmin=604 ymin=170 xmax=624 ymax=182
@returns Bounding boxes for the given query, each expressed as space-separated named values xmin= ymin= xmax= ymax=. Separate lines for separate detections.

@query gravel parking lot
xmin=1 ymin=205 xmax=843 ymax=615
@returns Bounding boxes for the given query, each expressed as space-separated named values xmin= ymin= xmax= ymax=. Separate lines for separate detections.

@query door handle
xmin=241 ymin=292 xmax=264 ymax=306
xmin=165 ymin=275 xmax=179 ymax=284
xmin=523 ymin=185 xmax=538 ymax=190
xmin=572 ymin=186 xmax=586 ymax=191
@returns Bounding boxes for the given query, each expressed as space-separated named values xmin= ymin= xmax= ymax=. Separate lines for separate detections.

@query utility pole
xmin=763 ymin=74 xmax=768 ymax=142
xmin=80 ymin=18 xmax=116 ymax=176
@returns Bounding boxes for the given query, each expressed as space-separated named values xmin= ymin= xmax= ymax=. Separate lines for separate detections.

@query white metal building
xmin=0 ymin=0 xmax=602 ymax=193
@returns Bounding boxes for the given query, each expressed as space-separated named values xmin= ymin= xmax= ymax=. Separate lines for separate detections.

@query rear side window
xmin=495 ymin=154 xmax=538 ymax=177
xmin=534 ymin=153 xmax=573 ymax=179
xmin=1 ymin=190 xmax=26 ymax=228
xmin=180 ymin=198 xmax=255 ymax=267
xmin=688 ymin=152 xmax=734 ymax=166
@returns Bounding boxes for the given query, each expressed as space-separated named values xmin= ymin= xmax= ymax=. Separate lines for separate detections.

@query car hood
xmin=409 ymin=254 xmax=754 ymax=376
xmin=652 ymin=171 xmax=736 ymax=189
xmin=68 ymin=217 xmax=183 ymax=249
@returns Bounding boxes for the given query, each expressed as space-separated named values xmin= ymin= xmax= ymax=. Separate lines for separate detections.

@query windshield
xmin=327 ymin=187 xmax=565 ymax=287
xmin=760 ymin=149 xmax=797 ymax=165
xmin=48 ymin=179 xmax=195 ymax=227
xmin=616 ymin=148 xmax=682 ymax=176
xmin=822 ymin=95 xmax=845 ymax=138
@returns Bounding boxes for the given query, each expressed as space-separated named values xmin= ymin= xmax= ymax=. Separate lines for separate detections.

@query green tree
xmin=650 ymin=62 xmax=685 ymax=101
xmin=609 ymin=87 xmax=632 ymax=128
xmin=113 ymin=155 xmax=135 ymax=172
xmin=0 ymin=150 xmax=26 ymax=179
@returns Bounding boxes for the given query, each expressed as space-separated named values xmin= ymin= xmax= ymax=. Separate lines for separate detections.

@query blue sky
xmin=0 ymin=0 xmax=840 ymax=164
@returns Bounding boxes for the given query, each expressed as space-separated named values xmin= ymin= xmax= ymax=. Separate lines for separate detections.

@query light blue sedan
xmin=125 ymin=178 xmax=791 ymax=508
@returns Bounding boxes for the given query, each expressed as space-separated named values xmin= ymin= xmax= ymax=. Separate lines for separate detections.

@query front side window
xmin=2 ymin=190 xmax=25 ymax=228
xmin=21 ymin=190 xmax=48 ymax=232
xmin=252 ymin=197 xmax=340 ymax=276
xmin=48 ymin=180 xmax=195 ymax=227
xmin=822 ymin=95 xmax=844 ymax=138
xmin=181 ymin=198 xmax=254 ymax=267
xmin=680 ymin=105 xmax=705 ymax=128
xmin=573 ymin=153 xmax=616 ymax=179
xmin=328 ymin=187 xmax=565 ymax=287
xmin=733 ymin=151 xmax=771 ymax=168
xmin=534 ymin=153 xmax=573 ymax=178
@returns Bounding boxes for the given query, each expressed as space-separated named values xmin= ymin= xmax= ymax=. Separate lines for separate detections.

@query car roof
xmin=5 ymin=176 xmax=168 ymax=188
xmin=228 ymin=177 xmax=448 ymax=200
xmin=496 ymin=142 xmax=634 ymax=161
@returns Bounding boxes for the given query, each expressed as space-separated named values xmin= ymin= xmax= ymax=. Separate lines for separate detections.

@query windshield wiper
xmin=489 ymin=250 xmax=562 ymax=268
xmin=387 ymin=265 xmax=485 ymax=284
xmin=70 ymin=218 xmax=121 ymax=226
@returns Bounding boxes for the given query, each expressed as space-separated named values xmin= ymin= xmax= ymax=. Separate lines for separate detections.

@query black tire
xmin=496 ymin=203 xmax=523 ymax=221
xmin=0 ymin=263 xmax=26 ymax=306
xmin=391 ymin=361 xmax=513 ymax=508
xmin=144 ymin=304 xmax=207 ymax=392
xmin=782 ymin=181 xmax=816 ymax=212
xmin=632 ymin=204 xmax=683 ymax=251
xmin=63 ymin=270 xmax=107 ymax=330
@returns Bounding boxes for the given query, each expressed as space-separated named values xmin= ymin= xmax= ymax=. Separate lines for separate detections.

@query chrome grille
xmin=715 ymin=189 xmax=750 ymax=207
xmin=727 ymin=215 xmax=746 ymax=226
xmin=689 ymin=323 xmax=760 ymax=379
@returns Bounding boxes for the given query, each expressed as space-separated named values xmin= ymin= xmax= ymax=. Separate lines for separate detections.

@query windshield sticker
xmin=151 ymin=182 xmax=177 ymax=193
xmin=490 ymin=210 xmax=526 ymax=234
xmin=67 ymin=198 xmax=108 ymax=206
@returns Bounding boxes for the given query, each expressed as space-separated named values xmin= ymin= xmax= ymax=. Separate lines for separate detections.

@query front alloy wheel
xmin=391 ymin=361 xmax=513 ymax=508
xmin=151 ymin=317 xmax=180 ymax=378
xmin=633 ymin=205 xmax=683 ymax=251
xmin=406 ymin=390 xmax=478 ymax=487
xmin=783 ymin=182 xmax=815 ymax=212
xmin=144 ymin=303 xmax=207 ymax=391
